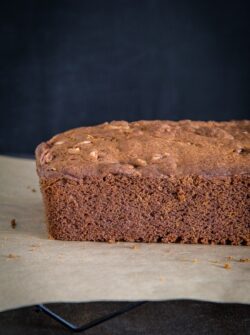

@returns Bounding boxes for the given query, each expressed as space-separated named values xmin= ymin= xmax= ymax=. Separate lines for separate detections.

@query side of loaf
xmin=35 ymin=120 xmax=250 ymax=245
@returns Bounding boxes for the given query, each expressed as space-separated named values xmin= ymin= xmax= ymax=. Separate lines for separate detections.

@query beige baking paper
xmin=0 ymin=156 xmax=249 ymax=312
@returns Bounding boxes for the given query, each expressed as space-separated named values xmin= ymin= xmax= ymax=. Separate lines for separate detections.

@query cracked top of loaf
xmin=35 ymin=120 xmax=250 ymax=178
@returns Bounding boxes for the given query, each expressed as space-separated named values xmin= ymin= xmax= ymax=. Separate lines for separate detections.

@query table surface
xmin=0 ymin=301 xmax=249 ymax=335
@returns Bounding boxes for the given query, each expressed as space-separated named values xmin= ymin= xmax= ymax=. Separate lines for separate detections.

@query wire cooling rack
xmin=36 ymin=301 xmax=147 ymax=333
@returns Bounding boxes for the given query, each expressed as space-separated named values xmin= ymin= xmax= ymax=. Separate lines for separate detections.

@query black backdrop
xmin=1 ymin=0 xmax=250 ymax=154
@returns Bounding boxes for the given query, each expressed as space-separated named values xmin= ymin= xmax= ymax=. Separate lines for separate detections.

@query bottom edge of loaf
xmin=46 ymin=231 xmax=249 ymax=245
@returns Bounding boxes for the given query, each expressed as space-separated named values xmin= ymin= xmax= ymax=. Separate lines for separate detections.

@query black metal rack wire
xmin=36 ymin=301 xmax=147 ymax=333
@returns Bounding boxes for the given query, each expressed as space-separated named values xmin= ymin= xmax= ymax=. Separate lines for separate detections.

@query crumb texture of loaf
xmin=35 ymin=120 xmax=250 ymax=244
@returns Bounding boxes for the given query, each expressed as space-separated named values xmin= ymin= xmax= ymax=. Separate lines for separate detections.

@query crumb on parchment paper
xmin=27 ymin=186 xmax=36 ymax=192
xmin=6 ymin=253 xmax=20 ymax=260
xmin=209 ymin=258 xmax=250 ymax=267
xmin=10 ymin=219 xmax=16 ymax=229
xmin=179 ymin=258 xmax=199 ymax=263
xmin=225 ymin=257 xmax=250 ymax=263
xmin=30 ymin=243 xmax=41 ymax=248
xmin=131 ymin=245 xmax=139 ymax=250
xmin=29 ymin=243 xmax=42 ymax=252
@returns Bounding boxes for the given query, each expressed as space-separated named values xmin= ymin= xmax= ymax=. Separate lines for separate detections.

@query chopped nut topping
xmin=132 ymin=158 xmax=147 ymax=167
xmin=151 ymin=153 xmax=170 ymax=162
xmin=89 ymin=150 xmax=99 ymax=159
xmin=109 ymin=125 xmax=130 ymax=130
xmin=109 ymin=121 xmax=130 ymax=129
xmin=68 ymin=147 xmax=80 ymax=154
xmin=152 ymin=154 xmax=162 ymax=161
xmin=6 ymin=253 xmax=20 ymax=260
xmin=40 ymin=149 xmax=54 ymax=164
xmin=78 ymin=140 xmax=92 ymax=145
xmin=54 ymin=141 xmax=65 ymax=145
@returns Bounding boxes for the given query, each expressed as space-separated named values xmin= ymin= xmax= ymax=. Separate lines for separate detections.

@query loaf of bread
xmin=35 ymin=120 xmax=250 ymax=245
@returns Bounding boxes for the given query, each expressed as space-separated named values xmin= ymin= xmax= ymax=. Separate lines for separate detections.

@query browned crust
xmin=35 ymin=120 xmax=250 ymax=179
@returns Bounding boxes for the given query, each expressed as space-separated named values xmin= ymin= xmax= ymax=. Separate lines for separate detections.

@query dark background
xmin=0 ymin=301 xmax=250 ymax=335
xmin=1 ymin=0 xmax=250 ymax=154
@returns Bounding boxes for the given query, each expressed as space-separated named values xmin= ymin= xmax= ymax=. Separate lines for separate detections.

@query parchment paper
xmin=0 ymin=156 xmax=249 ymax=312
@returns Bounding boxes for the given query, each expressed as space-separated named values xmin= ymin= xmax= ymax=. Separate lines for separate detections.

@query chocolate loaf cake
xmin=35 ymin=120 xmax=250 ymax=245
